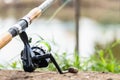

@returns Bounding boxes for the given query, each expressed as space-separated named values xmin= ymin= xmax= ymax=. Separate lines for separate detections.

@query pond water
xmin=0 ymin=17 xmax=120 ymax=65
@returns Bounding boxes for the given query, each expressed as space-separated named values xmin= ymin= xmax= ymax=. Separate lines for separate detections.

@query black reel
xmin=19 ymin=31 xmax=63 ymax=74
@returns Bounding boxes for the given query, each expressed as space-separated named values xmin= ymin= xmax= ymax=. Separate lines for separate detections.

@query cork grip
xmin=26 ymin=8 xmax=42 ymax=22
xmin=0 ymin=32 xmax=12 ymax=49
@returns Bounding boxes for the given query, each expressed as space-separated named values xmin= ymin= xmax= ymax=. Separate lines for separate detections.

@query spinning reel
xmin=19 ymin=31 xmax=63 ymax=74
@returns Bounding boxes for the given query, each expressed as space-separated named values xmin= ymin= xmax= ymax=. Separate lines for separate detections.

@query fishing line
xmin=47 ymin=0 xmax=72 ymax=23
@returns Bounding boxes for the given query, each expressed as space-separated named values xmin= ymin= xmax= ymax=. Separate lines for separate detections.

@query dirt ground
xmin=0 ymin=70 xmax=120 ymax=80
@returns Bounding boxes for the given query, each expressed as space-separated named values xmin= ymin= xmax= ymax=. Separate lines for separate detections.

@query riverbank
xmin=0 ymin=70 xmax=120 ymax=80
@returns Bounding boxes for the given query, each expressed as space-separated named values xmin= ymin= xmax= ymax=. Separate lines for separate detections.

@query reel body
xmin=19 ymin=31 xmax=63 ymax=74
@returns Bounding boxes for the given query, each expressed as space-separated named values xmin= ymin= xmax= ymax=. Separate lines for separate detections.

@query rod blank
xmin=0 ymin=0 xmax=56 ymax=49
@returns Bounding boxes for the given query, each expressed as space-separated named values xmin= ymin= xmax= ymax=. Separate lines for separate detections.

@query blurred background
xmin=0 ymin=0 xmax=120 ymax=68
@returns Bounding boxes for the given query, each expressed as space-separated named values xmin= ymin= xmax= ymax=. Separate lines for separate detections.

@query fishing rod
xmin=0 ymin=0 xmax=64 ymax=74
xmin=0 ymin=0 xmax=79 ymax=74
xmin=0 ymin=0 xmax=55 ymax=49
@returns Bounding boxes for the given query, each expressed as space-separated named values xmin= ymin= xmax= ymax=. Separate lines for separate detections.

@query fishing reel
xmin=19 ymin=31 xmax=63 ymax=74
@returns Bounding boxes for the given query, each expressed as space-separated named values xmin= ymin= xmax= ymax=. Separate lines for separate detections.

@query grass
xmin=1 ymin=36 xmax=120 ymax=73
xmin=47 ymin=40 xmax=120 ymax=73
xmin=89 ymin=49 xmax=120 ymax=73
xmin=89 ymin=40 xmax=120 ymax=73
xmin=0 ymin=60 xmax=22 ymax=70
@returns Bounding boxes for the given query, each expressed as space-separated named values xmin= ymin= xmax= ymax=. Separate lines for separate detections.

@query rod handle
xmin=0 ymin=32 xmax=12 ymax=49
xmin=25 ymin=8 xmax=42 ymax=22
